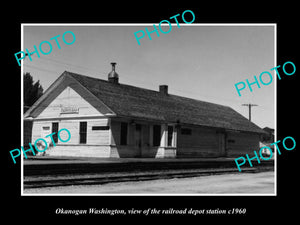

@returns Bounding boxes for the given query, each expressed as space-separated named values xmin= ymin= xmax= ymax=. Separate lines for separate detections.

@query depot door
xmin=218 ymin=132 xmax=226 ymax=156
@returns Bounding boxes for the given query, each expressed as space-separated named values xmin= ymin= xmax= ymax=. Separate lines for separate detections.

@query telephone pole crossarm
xmin=242 ymin=103 xmax=258 ymax=122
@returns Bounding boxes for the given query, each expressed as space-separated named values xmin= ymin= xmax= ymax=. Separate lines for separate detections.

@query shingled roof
xmin=65 ymin=71 xmax=264 ymax=134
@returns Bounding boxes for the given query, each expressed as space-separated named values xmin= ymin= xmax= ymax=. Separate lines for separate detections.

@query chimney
xmin=108 ymin=62 xmax=119 ymax=84
xmin=159 ymin=85 xmax=168 ymax=95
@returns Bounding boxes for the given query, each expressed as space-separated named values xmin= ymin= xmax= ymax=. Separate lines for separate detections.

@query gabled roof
xmin=25 ymin=71 xmax=265 ymax=134
xmin=65 ymin=71 xmax=264 ymax=134
xmin=263 ymin=127 xmax=274 ymax=132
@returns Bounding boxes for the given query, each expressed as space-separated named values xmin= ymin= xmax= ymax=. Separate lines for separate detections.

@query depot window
xmin=79 ymin=121 xmax=87 ymax=144
xmin=51 ymin=122 xmax=59 ymax=143
xmin=92 ymin=126 xmax=109 ymax=130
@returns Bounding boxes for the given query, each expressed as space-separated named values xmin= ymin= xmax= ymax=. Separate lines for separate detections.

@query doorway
xmin=218 ymin=132 xmax=226 ymax=156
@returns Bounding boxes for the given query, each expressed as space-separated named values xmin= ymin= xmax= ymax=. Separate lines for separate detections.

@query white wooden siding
xmin=226 ymin=132 xmax=260 ymax=157
xmin=48 ymin=145 xmax=110 ymax=157
xmin=177 ymin=126 xmax=219 ymax=157
xmin=31 ymin=118 xmax=109 ymax=145
xmin=37 ymin=86 xmax=103 ymax=119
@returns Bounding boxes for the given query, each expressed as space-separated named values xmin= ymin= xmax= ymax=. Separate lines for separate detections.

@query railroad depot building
xmin=24 ymin=63 xmax=265 ymax=158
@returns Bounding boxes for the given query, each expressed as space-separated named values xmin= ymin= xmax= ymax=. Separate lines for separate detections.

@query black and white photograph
xmin=21 ymin=24 xmax=275 ymax=195
xmin=4 ymin=4 xmax=298 ymax=221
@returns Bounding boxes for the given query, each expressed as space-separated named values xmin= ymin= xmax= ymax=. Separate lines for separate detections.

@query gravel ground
xmin=24 ymin=171 xmax=275 ymax=195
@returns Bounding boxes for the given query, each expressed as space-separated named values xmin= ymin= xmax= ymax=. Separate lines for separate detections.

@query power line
xmin=22 ymin=63 xmax=273 ymax=115
xmin=35 ymin=57 xmax=109 ymax=78
xmin=23 ymin=64 xmax=58 ymax=74
xmin=23 ymin=63 xmax=237 ymax=105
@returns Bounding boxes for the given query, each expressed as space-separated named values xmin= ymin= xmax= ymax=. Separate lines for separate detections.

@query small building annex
xmin=24 ymin=63 xmax=265 ymax=158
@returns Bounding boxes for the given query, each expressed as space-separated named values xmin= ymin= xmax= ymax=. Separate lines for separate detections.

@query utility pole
xmin=242 ymin=103 xmax=258 ymax=122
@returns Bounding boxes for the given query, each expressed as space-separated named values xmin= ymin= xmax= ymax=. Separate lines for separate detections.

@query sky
xmin=23 ymin=24 xmax=275 ymax=129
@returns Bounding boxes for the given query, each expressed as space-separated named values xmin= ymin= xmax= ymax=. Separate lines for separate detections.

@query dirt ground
xmin=24 ymin=171 xmax=275 ymax=195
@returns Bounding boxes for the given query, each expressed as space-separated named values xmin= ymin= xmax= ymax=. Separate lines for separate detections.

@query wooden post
xmin=173 ymin=126 xmax=177 ymax=148
xmin=160 ymin=124 xmax=167 ymax=148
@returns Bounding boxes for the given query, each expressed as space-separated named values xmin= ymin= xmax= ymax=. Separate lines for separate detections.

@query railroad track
xmin=24 ymin=167 xmax=273 ymax=189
